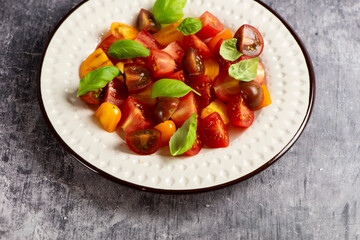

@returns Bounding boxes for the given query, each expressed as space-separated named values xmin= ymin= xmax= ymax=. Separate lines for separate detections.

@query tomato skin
xmin=182 ymin=35 xmax=212 ymax=60
xmin=135 ymin=29 xmax=161 ymax=50
xmin=199 ymin=112 xmax=229 ymax=148
xmin=154 ymin=97 xmax=180 ymax=122
xmin=187 ymin=75 xmax=214 ymax=110
xmin=184 ymin=133 xmax=202 ymax=156
xmin=124 ymin=63 xmax=152 ymax=94
xmin=238 ymin=80 xmax=264 ymax=109
xmin=240 ymin=55 xmax=265 ymax=85
xmin=196 ymin=11 xmax=224 ymax=40
xmin=98 ymin=34 xmax=120 ymax=53
xmin=148 ymin=49 xmax=176 ymax=78
xmin=167 ymin=70 xmax=185 ymax=82
xmin=234 ymin=24 xmax=264 ymax=57
xmin=213 ymin=71 xmax=241 ymax=102
xmin=227 ymin=94 xmax=254 ymax=127
xmin=171 ymin=92 xmax=198 ymax=127
xmin=95 ymin=102 xmax=122 ymax=133
xmin=126 ymin=129 xmax=162 ymax=155
xmin=154 ymin=120 xmax=177 ymax=147
xmin=162 ymin=41 xmax=184 ymax=71
xmin=137 ymin=8 xmax=161 ymax=34
xmin=79 ymin=90 xmax=101 ymax=105
xmin=182 ymin=48 xmax=205 ymax=76
xmin=101 ymin=77 xmax=128 ymax=108
xmin=119 ymin=96 xmax=153 ymax=133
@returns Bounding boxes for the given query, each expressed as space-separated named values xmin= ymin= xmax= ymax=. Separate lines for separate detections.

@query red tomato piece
xmin=213 ymin=71 xmax=241 ymax=102
xmin=148 ymin=49 xmax=175 ymax=78
xmin=196 ymin=11 xmax=224 ymax=40
xmin=240 ymin=55 xmax=265 ymax=85
xmin=97 ymin=34 xmax=120 ymax=52
xmin=184 ymin=133 xmax=202 ymax=156
xmin=134 ymin=29 xmax=161 ymax=50
xmin=79 ymin=90 xmax=101 ymax=105
xmin=126 ymin=129 xmax=161 ymax=155
xmin=101 ymin=77 xmax=128 ymax=108
xmin=167 ymin=70 xmax=185 ymax=82
xmin=182 ymin=35 xmax=212 ymax=60
xmin=227 ymin=94 xmax=254 ymax=127
xmin=171 ymin=92 xmax=198 ymax=127
xmin=198 ymin=112 xmax=229 ymax=148
xmin=162 ymin=41 xmax=184 ymax=71
xmin=124 ymin=63 xmax=152 ymax=93
xmin=187 ymin=75 xmax=214 ymax=110
xmin=119 ymin=96 xmax=153 ymax=133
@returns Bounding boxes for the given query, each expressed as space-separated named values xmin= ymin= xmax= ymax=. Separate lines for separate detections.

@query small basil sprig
xmin=153 ymin=0 xmax=187 ymax=24
xmin=169 ymin=112 xmax=197 ymax=156
xmin=77 ymin=66 xmax=120 ymax=97
xmin=176 ymin=17 xmax=202 ymax=36
xmin=151 ymin=79 xmax=201 ymax=99
xmin=228 ymin=57 xmax=259 ymax=82
xmin=220 ymin=38 xmax=243 ymax=61
xmin=108 ymin=40 xmax=150 ymax=60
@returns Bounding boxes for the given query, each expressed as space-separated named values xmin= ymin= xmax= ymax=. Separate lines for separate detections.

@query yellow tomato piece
xmin=79 ymin=48 xmax=113 ymax=79
xmin=154 ymin=120 xmax=177 ymax=147
xmin=201 ymin=99 xmax=229 ymax=125
xmin=153 ymin=22 xmax=184 ymax=47
xmin=204 ymin=58 xmax=220 ymax=81
xmin=95 ymin=102 xmax=122 ymax=133
xmin=130 ymin=83 xmax=157 ymax=107
xmin=256 ymin=85 xmax=272 ymax=110
xmin=111 ymin=22 xmax=139 ymax=40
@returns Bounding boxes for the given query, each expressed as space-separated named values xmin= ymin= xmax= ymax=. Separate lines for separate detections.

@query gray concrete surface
xmin=1 ymin=0 xmax=359 ymax=239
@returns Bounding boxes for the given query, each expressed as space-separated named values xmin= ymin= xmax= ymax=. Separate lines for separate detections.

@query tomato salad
xmin=77 ymin=0 xmax=272 ymax=156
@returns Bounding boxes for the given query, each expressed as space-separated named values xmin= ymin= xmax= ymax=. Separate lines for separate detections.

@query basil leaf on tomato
xmin=169 ymin=112 xmax=197 ymax=156
xmin=108 ymin=40 xmax=150 ymax=60
xmin=177 ymin=17 xmax=202 ymax=36
xmin=77 ymin=66 xmax=120 ymax=97
xmin=153 ymin=0 xmax=187 ymax=24
xmin=151 ymin=79 xmax=201 ymax=99
xmin=220 ymin=38 xmax=242 ymax=61
xmin=228 ymin=57 xmax=259 ymax=82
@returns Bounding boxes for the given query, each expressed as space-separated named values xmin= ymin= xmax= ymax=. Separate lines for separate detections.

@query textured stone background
xmin=1 ymin=0 xmax=359 ymax=239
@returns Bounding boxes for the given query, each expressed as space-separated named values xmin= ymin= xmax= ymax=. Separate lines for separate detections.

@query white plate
xmin=38 ymin=0 xmax=315 ymax=192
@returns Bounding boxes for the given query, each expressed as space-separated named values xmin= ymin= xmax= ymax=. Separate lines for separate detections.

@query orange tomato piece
xmin=110 ymin=22 xmax=139 ymax=40
xmin=153 ymin=22 xmax=184 ymax=47
xmin=201 ymin=99 xmax=229 ymax=125
xmin=79 ymin=48 xmax=114 ymax=79
xmin=95 ymin=102 xmax=122 ymax=133
xmin=203 ymin=58 xmax=220 ymax=81
xmin=255 ymin=85 xmax=272 ymax=110
xmin=154 ymin=120 xmax=177 ymax=147
xmin=130 ymin=83 xmax=157 ymax=107
xmin=207 ymin=29 xmax=233 ymax=52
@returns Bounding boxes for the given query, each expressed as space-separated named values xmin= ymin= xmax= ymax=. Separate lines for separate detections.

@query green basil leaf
xmin=108 ymin=40 xmax=150 ymax=60
xmin=176 ymin=17 xmax=202 ymax=36
xmin=153 ymin=0 xmax=187 ymax=24
xmin=169 ymin=112 xmax=197 ymax=156
xmin=228 ymin=57 xmax=259 ymax=82
xmin=220 ymin=38 xmax=242 ymax=61
xmin=77 ymin=66 xmax=120 ymax=97
xmin=151 ymin=79 xmax=201 ymax=99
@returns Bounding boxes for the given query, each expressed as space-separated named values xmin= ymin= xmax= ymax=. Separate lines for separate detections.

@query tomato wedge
xmin=148 ymin=49 xmax=175 ymax=78
xmin=119 ymin=96 xmax=153 ymax=133
xmin=227 ymin=94 xmax=254 ymax=127
xmin=171 ymin=92 xmax=198 ymax=127
xmin=162 ymin=41 xmax=184 ymax=71
xmin=98 ymin=34 xmax=120 ymax=53
xmin=187 ymin=75 xmax=213 ymax=110
xmin=199 ymin=112 xmax=229 ymax=148
xmin=196 ymin=11 xmax=224 ymax=40
xmin=167 ymin=70 xmax=185 ymax=82
xmin=184 ymin=133 xmax=202 ymax=156
xmin=240 ymin=55 xmax=265 ymax=85
xmin=79 ymin=90 xmax=101 ymax=105
xmin=126 ymin=129 xmax=161 ymax=155
xmin=135 ymin=29 xmax=161 ymax=50
xmin=213 ymin=71 xmax=241 ymax=102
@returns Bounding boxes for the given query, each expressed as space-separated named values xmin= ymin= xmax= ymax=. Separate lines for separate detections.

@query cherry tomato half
xmin=154 ymin=97 xmax=180 ymax=122
xmin=124 ymin=63 xmax=152 ymax=93
xmin=137 ymin=8 xmax=161 ymax=34
xmin=154 ymin=120 xmax=177 ymax=147
xmin=126 ymin=129 xmax=162 ymax=155
xmin=234 ymin=24 xmax=264 ymax=57
xmin=95 ymin=102 xmax=122 ymax=133
xmin=182 ymin=48 xmax=205 ymax=76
